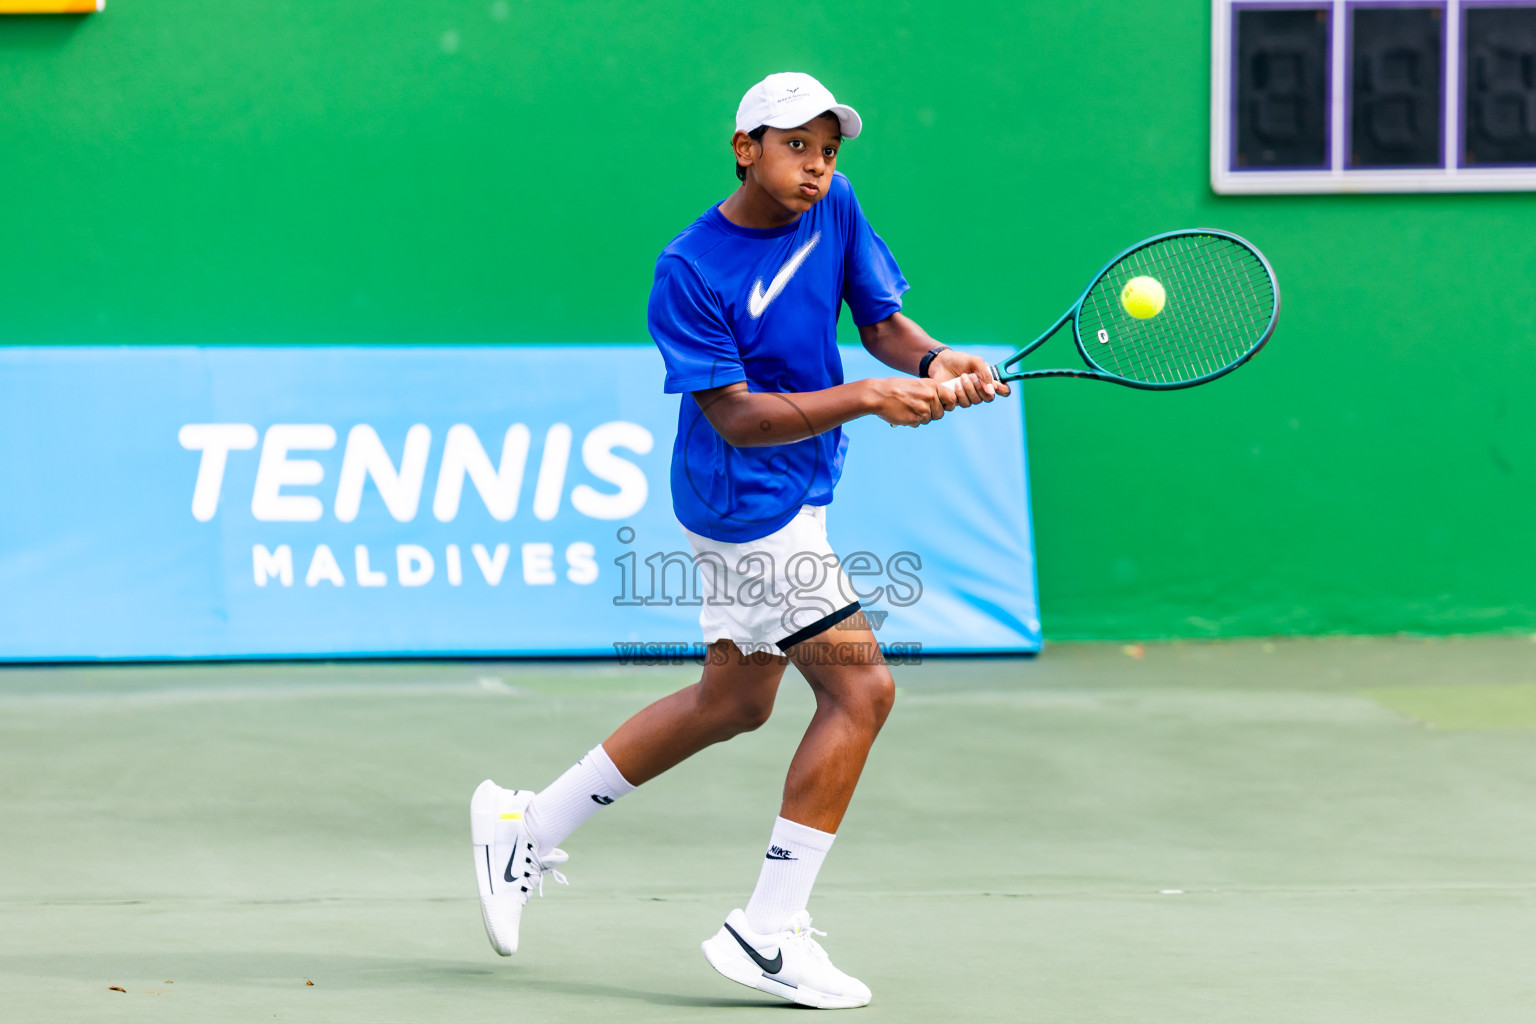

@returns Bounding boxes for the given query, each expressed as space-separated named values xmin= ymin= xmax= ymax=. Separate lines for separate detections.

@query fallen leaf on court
xmin=305 ymin=980 xmax=314 ymax=986
xmin=108 ymin=986 xmax=126 ymax=993
xmin=1122 ymin=644 xmax=1146 ymax=659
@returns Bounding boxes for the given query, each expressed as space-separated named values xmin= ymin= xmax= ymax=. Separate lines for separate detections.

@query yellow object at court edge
xmin=1120 ymin=276 xmax=1166 ymax=319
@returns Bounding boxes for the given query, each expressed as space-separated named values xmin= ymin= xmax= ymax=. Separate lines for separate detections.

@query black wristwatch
xmin=917 ymin=346 xmax=949 ymax=379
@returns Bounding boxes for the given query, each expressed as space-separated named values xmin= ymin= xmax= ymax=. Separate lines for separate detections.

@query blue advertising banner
xmin=0 ymin=345 xmax=1038 ymax=660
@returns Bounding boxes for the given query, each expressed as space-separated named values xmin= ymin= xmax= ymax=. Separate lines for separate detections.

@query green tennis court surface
xmin=3 ymin=637 xmax=1535 ymax=1023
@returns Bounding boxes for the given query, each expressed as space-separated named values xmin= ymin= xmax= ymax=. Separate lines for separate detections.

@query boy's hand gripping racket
xmin=945 ymin=228 xmax=1278 ymax=393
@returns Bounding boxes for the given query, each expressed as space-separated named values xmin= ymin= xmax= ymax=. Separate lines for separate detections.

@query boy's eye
xmin=789 ymin=139 xmax=804 ymax=150
xmin=824 ymin=147 xmax=837 ymax=158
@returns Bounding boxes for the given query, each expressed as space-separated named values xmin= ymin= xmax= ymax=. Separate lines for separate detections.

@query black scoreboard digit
xmin=1350 ymin=6 xmax=1445 ymax=167
xmin=1235 ymin=7 xmax=1331 ymax=168
xmin=1463 ymin=5 xmax=1536 ymax=164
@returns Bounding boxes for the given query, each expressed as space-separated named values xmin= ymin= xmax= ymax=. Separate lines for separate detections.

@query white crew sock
xmin=743 ymin=816 xmax=836 ymax=935
xmin=523 ymin=744 xmax=635 ymax=856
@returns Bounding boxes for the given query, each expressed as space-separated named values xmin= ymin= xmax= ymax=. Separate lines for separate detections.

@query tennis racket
xmin=943 ymin=228 xmax=1278 ymax=393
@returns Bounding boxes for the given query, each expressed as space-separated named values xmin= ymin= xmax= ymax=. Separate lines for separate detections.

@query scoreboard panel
xmin=1213 ymin=0 xmax=1536 ymax=192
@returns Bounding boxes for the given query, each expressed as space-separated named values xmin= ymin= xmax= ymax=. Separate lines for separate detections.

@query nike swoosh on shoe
xmin=723 ymin=921 xmax=783 ymax=975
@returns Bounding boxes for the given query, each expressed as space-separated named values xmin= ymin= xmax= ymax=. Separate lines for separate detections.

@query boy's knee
xmin=829 ymin=665 xmax=894 ymax=728
xmin=732 ymin=695 xmax=775 ymax=733
xmin=864 ymin=668 xmax=896 ymax=726
xmin=698 ymin=685 xmax=775 ymax=735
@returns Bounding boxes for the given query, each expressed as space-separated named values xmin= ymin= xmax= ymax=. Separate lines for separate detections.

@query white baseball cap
xmin=735 ymin=72 xmax=862 ymax=139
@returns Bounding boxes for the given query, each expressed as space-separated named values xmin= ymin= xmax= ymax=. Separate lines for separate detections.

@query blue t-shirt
xmin=648 ymin=172 xmax=908 ymax=543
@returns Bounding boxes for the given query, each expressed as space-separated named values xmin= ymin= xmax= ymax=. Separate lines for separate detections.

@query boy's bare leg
xmin=779 ymin=615 xmax=895 ymax=832
xmin=718 ymin=612 xmax=892 ymax=968
xmin=603 ymin=618 xmax=894 ymax=825
xmin=602 ymin=641 xmax=790 ymax=786
xmin=552 ymin=616 xmax=891 ymax=999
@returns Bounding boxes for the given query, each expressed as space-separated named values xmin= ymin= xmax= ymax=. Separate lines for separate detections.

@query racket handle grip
xmin=939 ymin=365 xmax=1004 ymax=392
xmin=888 ymin=365 xmax=1007 ymax=426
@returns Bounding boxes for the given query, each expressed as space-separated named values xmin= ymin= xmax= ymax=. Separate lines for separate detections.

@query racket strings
xmin=1077 ymin=234 xmax=1275 ymax=386
xmin=1098 ymin=241 xmax=1269 ymax=384
xmin=1135 ymin=237 xmax=1269 ymax=382
xmin=1108 ymin=239 xmax=1267 ymax=384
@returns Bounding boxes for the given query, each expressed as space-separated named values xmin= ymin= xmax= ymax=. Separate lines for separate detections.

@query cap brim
xmin=762 ymin=102 xmax=862 ymax=139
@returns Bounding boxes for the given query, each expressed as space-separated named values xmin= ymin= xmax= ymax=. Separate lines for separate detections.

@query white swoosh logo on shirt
xmin=747 ymin=232 xmax=820 ymax=319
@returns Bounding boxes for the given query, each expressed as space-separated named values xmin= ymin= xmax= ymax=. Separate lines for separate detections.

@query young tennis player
xmin=471 ymin=71 xmax=1008 ymax=1009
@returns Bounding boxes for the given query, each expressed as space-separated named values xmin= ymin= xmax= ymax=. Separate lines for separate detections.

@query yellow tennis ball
xmin=1121 ymin=276 xmax=1166 ymax=319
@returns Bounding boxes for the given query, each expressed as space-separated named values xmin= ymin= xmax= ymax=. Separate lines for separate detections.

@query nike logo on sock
xmin=765 ymin=845 xmax=798 ymax=861
xmin=724 ymin=921 xmax=783 ymax=975
xmin=747 ymin=233 xmax=819 ymax=319
xmin=590 ymin=794 xmax=614 ymax=805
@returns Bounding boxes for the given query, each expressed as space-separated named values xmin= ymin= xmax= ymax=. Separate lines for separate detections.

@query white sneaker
xmin=701 ymin=908 xmax=872 ymax=1009
xmin=469 ymin=779 xmax=568 ymax=956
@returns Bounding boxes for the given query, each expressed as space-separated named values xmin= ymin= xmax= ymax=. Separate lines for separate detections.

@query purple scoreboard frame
xmin=1212 ymin=0 xmax=1536 ymax=192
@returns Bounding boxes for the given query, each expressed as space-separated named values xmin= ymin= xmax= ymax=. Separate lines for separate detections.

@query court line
xmin=9 ymin=880 xmax=1536 ymax=910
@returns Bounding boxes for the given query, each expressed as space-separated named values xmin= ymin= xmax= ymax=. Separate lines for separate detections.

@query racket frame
xmin=984 ymin=228 xmax=1281 ymax=391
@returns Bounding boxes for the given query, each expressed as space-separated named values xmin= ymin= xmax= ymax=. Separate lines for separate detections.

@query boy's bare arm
xmin=693 ymin=377 xmax=955 ymax=446
xmin=858 ymin=311 xmax=1011 ymax=401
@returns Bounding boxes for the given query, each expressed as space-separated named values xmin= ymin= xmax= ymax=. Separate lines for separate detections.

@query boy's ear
xmin=732 ymin=129 xmax=762 ymax=175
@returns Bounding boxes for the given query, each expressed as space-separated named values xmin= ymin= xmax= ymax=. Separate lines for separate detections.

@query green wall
xmin=5 ymin=1 xmax=1536 ymax=640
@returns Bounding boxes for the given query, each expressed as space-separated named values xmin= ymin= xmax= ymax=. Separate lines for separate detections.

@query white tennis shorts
xmin=680 ymin=504 xmax=862 ymax=656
